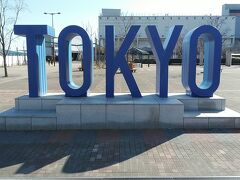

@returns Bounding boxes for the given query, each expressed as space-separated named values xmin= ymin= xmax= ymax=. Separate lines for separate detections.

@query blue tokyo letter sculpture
xmin=14 ymin=24 xmax=222 ymax=99
xmin=146 ymin=25 xmax=183 ymax=98
xmin=105 ymin=25 xmax=142 ymax=97
xmin=14 ymin=25 xmax=55 ymax=97
xmin=182 ymin=25 xmax=222 ymax=97
xmin=58 ymin=25 xmax=93 ymax=97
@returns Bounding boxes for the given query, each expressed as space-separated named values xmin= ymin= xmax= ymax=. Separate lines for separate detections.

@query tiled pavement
xmin=0 ymin=130 xmax=240 ymax=177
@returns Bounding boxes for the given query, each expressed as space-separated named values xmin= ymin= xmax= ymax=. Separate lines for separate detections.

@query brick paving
xmin=0 ymin=130 xmax=240 ymax=177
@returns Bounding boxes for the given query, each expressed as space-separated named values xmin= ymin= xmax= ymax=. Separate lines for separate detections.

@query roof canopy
xmin=128 ymin=47 xmax=152 ymax=55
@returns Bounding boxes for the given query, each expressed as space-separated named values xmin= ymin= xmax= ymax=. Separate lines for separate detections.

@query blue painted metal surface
xmin=146 ymin=25 xmax=182 ymax=98
xmin=14 ymin=25 xmax=55 ymax=97
xmin=105 ymin=25 xmax=142 ymax=97
xmin=182 ymin=25 xmax=222 ymax=97
xmin=14 ymin=24 xmax=222 ymax=98
xmin=58 ymin=25 xmax=93 ymax=97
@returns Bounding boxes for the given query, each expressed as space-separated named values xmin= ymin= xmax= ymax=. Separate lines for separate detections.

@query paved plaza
xmin=0 ymin=63 xmax=239 ymax=112
xmin=0 ymin=64 xmax=240 ymax=178
xmin=0 ymin=130 xmax=240 ymax=178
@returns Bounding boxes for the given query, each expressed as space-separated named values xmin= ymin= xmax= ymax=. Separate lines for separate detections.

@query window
xmin=230 ymin=9 xmax=240 ymax=14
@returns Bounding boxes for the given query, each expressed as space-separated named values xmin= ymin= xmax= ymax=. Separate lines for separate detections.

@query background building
xmin=98 ymin=4 xmax=240 ymax=64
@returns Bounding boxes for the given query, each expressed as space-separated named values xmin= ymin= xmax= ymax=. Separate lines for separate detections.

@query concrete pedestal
xmin=0 ymin=93 xmax=239 ymax=130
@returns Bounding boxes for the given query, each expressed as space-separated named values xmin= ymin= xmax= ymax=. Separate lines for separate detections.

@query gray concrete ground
xmin=0 ymin=63 xmax=239 ymax=112
xmin=0 ymin=63 xmax=240 ymax=178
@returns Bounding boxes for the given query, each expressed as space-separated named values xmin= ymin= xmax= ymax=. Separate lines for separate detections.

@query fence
xmin=0 ymin=55 xmax=27 ymax=67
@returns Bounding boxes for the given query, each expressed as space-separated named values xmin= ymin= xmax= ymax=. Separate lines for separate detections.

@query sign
xmin=14 ymin=24 xmax=222 ymax=98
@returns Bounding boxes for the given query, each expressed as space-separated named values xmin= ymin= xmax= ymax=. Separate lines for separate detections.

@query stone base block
xmin=169 ymin=93 xmax=225 ymax=111
xmin=32 ymin=117 xmax=56 ymax=130
xmin=0 ymin=93 xmax=239 ymax=130
xmin=184 ymin=108 xmax=240 ymax=129
xmin=15 ymin=93 xmax=64 ymax=111
xmin=134 ymin=104 xmax=159 ymax=129
xmin=82 ymin=104 xmax=106 ymax=129
xmin=158 ymin=99 xmax=184 ymax=129
xmin=0 ymin=108 xmax=56 ymax=131
xmin=0 ymin=117 xmax=6 ymax=131
xmin=184 ymin=112 xmax=209 ymax=129
xmin=56 ymin=103 xmax=81 ymax=130
xmin=55 ymin=94 xmax=184 ymax=129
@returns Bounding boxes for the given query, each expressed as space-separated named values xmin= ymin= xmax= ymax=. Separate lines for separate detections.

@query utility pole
xmin=44 ymin=12 xmax=61 ymax=66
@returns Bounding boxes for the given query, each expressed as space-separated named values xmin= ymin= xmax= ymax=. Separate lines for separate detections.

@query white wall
xmin=99 ymin=16 xmax=236 ymax=38
xmin=99 ymin=15 xmax=236 ymax=49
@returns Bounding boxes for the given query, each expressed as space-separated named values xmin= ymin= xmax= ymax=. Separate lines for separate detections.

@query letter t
xmin=14 ymin=25 xmax=55 ymax=97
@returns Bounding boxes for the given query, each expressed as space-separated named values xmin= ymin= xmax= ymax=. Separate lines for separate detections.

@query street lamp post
xmin=44 ymin=12 xmax=61 ymax=66
xmin=44 ymin=12 xmax=61 ymax=28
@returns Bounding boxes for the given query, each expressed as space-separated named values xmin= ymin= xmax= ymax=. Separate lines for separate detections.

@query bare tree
xmin=87 ymin=23 xmax=96 ymax=40
xmin=194 ymin=17 xmax=231 ymax=65
xmin=209 ymin=16 xmax=231 ymax=49
xmin=0 ymin=0 xmax=25 ymax=77
xmin=118 ymin=12 xmax=136 ymax=62
xmin=206 ymin=16 xmax=231 ymax=56
xmin=174 ymin=36 xmax=183 ymax=58
xmin=119 ymin=12 xmax=135 ymax=38
xmin=207 ymin=17 xmax=230 ymax=44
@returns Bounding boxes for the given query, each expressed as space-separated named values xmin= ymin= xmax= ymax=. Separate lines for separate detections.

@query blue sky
xmin=13 ymin=0 xmax=240 ymax=49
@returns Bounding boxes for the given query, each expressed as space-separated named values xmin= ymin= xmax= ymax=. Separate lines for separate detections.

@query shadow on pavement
xmin=0 ymin=129 xmax=238 ymax=174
